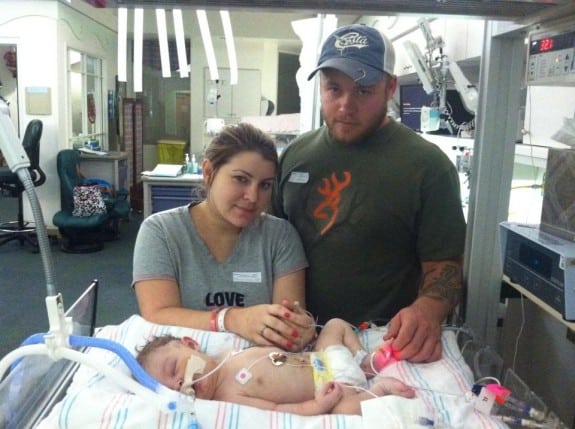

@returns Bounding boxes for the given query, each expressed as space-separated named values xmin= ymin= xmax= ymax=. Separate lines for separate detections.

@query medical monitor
xmin=399 ymin=84 xmax=475 ymax=135
xmin=399 ymin=84 xmax=434 ymax=132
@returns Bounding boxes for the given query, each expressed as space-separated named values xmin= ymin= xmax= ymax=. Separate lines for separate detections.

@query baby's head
xmin=136 ymin=334 xmax=217 ymax=399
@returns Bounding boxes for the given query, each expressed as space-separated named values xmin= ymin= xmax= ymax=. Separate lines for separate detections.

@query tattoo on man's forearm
xmin=419 ymin=264 xmax=461 ymax=306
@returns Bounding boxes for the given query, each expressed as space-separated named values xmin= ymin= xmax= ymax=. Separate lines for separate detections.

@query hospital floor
xmin=0 ymin=194 xmax=142 ymax=360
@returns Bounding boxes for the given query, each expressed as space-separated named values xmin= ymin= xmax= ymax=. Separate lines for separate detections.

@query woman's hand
xmin=225 ymin=303 xmax=315 ymax=351
xmin=279 ymin=299 xmax=317 ymax=350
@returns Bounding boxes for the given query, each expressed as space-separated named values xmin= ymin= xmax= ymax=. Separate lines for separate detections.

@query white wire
xmin=341 ymin=383 xmax=378 ymax=398
xmin=191 ymin=350 xmax=233 ymax=387
xmin=475 ymin=376 xmax=502 ymax=386
xmin=512 ymin=292 xmax=526 ymax=372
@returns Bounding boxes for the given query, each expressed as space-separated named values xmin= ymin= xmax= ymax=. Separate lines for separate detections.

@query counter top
xmin=79 ymin=151 xmax=128 ymax=160
xmin=141 ymin=173 xmax=203 ymax=183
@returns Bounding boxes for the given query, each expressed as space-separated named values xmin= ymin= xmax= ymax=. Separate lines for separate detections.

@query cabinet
xmin=142 ymin=174 xmax=205 ymax=218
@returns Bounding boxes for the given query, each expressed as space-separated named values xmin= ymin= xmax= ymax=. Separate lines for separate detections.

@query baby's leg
xmin=328 ymin=386 xmax=373 ymax=415
xmin=330 ymin=378 xmax=416 ymax=415
xmin=313 ymin=318 xmax=363 ymax=355
xmin=314 ymin=318 xmax=375 ymax=378
xmin=369 ymin=376 xmax=415 ymax=399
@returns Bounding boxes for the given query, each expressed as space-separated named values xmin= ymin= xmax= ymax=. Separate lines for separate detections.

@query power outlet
xmin=567 ymin=328 xmax=575 ymax=345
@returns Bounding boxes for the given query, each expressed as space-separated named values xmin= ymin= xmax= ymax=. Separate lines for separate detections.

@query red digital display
xmin=539 ymin=38 xmax=554 ymax=52
xmin=530 ymin=31 xmax=574 ymax=55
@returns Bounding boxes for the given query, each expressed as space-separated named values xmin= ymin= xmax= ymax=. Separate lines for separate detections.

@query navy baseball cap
xmin=308 ymin=24 xmax=395 ymax=86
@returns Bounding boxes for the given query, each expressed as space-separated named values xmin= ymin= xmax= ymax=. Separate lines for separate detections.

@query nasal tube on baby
xmin=180 ymin=355 xmax=206 ymax=396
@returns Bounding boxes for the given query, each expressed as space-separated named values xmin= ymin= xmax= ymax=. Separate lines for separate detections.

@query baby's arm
xmin=227 ymin=382 xmax=343 ymax=416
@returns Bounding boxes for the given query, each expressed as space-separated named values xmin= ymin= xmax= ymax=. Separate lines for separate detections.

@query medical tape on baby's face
xmin=180 ymin=354 xmax=206 ymax=396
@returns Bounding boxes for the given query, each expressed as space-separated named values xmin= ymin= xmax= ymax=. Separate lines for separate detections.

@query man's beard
xmin=324 ymin=107 xmax=389 ymax=146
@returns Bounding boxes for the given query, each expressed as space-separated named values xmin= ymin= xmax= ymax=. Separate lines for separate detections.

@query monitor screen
xmin=399 ymin=84 xmax=434 ymax=132
xmin=399 ymin=84 xmax=475 ymax=135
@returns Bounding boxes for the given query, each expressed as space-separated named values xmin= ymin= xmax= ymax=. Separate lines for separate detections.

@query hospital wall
xmin=188 ymin=37 xmax=280 ymax=155
xmin=0 ymin=1 xmax=117 ymax=230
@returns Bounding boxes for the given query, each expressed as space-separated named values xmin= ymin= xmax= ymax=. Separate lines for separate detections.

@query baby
xmin=136 ymin=318 xmax=415 ymax=416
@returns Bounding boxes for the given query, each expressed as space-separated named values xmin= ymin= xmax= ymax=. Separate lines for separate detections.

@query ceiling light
xmin=156 ymin=9 xmax=171 ymax=78
xmin=173 ymin=9 xmax=189 ymax=78
xmin=220 ymin=10 xmax=237 ymax=85
xmin=133 ymin=8 xmax=143 ymax=92
xmin=197 ymin=9 xmax=219 ymax=81
xmin=117 ymin=7 xmax=127 ymax=82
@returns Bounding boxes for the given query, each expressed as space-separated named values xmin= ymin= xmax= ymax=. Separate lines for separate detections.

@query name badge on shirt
xmin=288 ymin=171 xmax=309 ymax=184
xmin=233 ymin=272 xmax=262 ymax=283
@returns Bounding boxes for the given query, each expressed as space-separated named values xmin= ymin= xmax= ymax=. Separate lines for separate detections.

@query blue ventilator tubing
xmin=17 ymin=333 xmax=160 ymax=392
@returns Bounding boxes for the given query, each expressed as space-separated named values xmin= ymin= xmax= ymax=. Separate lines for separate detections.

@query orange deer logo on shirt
xmin=313 ymin=171 xmax=351 ymax=235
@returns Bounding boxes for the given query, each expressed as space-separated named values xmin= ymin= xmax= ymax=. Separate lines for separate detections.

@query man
xmin=272 ymin=24 xmax=466 ymax=363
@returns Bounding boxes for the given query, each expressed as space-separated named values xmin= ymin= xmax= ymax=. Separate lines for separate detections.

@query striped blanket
xmin=38 ymin=315 xmax=508 ymax=429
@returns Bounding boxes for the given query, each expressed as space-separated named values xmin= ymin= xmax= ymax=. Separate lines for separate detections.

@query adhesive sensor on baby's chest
xmin=236 ymin=368 xmax=252 ymax=384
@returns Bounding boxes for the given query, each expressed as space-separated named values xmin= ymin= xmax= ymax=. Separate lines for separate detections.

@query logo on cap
xmin=334 ymin=32 xmax=370 ymax=53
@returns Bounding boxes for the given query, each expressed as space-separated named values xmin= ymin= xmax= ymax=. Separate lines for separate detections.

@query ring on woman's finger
xmin=260 ymin=326 xmax=267 ymax=337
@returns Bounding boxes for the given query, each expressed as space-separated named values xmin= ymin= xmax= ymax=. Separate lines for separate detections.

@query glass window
xmin=68 ymin=49 xmax=104 ymax=149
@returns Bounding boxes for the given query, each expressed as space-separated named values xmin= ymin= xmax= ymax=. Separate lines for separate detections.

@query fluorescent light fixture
xmin=117 ymin=7 xmax=127 ymax=82
xmin=220 ymin=10 xmax=237 ymax=85
xmin=155 ymin=9 xmax=171 ymax=78
xmin=133 ymin=8 xmax=143 ymax=92
xmin=197 ymin=9 xmax=219 ymax=81
xmin=173 ymin=9 xmax=189 ymax=78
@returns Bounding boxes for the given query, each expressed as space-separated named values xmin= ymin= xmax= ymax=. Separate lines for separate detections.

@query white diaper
xmin=310 ymin=344 xmax=368 ymax=390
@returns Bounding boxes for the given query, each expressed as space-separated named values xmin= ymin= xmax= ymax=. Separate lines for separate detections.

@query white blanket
xmin=38 ymin=315 xmax=508 ymax=429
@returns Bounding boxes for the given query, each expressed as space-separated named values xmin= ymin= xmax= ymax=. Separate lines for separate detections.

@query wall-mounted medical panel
xmin=526 ymin=20 xmax=575 ymax=86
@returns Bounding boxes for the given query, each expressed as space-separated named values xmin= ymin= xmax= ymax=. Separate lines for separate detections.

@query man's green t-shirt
xmin=272 ymin=119 xmax=466 ymax=325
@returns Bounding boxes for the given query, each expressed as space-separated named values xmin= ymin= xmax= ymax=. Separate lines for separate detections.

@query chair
xmin=0 ymin=119 xmax=45 ymax=251
xmin=83 ymin=177 xmax=130 ymax=239
xmin=52 ymin=150 xmax=109 ymax=253
xmin=52 ymin=150 xmax=131 ymax=253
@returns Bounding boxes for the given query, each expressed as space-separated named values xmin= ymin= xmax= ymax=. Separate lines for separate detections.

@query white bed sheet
xmin=38 ymin=315 xmax=508 ymax=429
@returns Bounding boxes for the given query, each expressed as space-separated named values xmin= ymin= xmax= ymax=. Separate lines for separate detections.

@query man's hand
xmin=384 ymin=258 xmax=462 ymax=363
xmin=383 ymin=299 xmax=443 ymax=362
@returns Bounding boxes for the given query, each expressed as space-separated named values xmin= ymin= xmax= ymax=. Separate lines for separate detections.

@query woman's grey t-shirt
xmin=132 ymin=205 xmax=308 ymax=309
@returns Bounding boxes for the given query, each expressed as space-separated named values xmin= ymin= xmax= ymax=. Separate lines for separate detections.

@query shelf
xmin=503 ymin=274 xmax=575 ymax=331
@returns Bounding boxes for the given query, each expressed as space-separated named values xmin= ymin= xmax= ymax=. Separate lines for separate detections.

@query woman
xmin=133 ymin=123 xmax=315 ymax=350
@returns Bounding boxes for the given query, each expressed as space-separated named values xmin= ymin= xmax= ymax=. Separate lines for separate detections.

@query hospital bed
xmin=10 ymin=310 xmax=509 ymax=429
xmin=2 ymin=298 xmax=563 ymax=429
xmin=1 ymin=283 xmax=567 ymax=429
